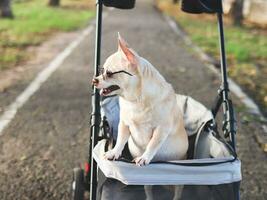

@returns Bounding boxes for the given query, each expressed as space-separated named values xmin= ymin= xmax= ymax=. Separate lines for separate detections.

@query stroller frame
xmin=71 ymin=0 xmax=240 ymax=199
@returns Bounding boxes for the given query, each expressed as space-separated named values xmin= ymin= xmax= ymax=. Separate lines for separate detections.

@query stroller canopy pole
xmin=89 ymin=0 xmax=103 ymax=200
xmin=94 ymin=0 xmax=103 ymax=75
xmin=217 ymin=13 xmax=229 ymax=94
xmin=217 ymin=13 xmax=237 ymax=150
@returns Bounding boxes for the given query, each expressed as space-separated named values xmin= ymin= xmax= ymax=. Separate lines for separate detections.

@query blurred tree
xmin=0 ymin=0 xmax=14 ymax=18
xmin=230 ymin=0 xmax=244 ymax=26
xmin=48 ymin=0 xmax=60 ymax=7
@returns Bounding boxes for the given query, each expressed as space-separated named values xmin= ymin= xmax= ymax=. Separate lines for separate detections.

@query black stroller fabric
xmin=97 ymin=174 xmax=238 ymax=200
xmin=103 ymin=0 xmax=135 ymax=9
xmin=181 ymin=0 xmax=223 ymax=14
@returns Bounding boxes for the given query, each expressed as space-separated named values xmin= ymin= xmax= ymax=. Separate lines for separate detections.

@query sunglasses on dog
xmin=99 ymin=67 xmax=133 ymax=78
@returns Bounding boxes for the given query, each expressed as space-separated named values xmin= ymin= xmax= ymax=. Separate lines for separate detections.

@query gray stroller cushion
xmin=93 ymin=139 xmax=241 ymax=185
xmin=101 ymin=95 xmax=213 ymax=137
xmin=101 ymin=96 xmax=120 ymax=140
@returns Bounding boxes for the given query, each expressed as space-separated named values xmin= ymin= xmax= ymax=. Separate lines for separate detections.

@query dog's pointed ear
xmin=118 ymin=33 xmax=138 ymax=65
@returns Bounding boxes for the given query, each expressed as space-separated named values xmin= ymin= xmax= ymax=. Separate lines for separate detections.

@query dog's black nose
xmin=92 ymin=78 xmax=99 ymax=86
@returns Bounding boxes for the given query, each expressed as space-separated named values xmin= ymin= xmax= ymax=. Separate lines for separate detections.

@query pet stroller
xmin=71 ymin=0 xmax=242 ymax=199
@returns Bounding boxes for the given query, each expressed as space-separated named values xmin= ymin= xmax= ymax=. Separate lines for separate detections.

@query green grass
xmin=0 ymin=0 xmax=94 ymax=70
xmin=174 ymin=14 xmax=267 ymax=64
xmin=157 ymin=0 xmax=267 ymax=114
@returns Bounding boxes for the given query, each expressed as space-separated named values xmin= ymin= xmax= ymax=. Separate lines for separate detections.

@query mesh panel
xmin=97 ymin=171 xmax=239 ymax=200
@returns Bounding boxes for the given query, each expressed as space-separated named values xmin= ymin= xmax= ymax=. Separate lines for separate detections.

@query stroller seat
xmin=93 ymin=96 xmax=241 ymax=186
xmin=93 ymin=138 xmax=241 ymax=186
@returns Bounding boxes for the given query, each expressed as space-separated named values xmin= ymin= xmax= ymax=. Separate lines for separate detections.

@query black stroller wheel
xmin=71 ymin=168 xmax=85 ymax=200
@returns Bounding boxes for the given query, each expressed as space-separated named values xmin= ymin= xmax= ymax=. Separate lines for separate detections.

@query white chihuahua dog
xmin=92 ymin=34 xmax=188 ymax=166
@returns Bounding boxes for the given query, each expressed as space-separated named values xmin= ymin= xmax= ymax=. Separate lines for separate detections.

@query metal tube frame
xmin=215 ymin=13 xmax=237 ymax=151
xmin=215 ymin=12 xmax=240 ymax=200
xmin=87 ymin=0 xmax=103 ymax=200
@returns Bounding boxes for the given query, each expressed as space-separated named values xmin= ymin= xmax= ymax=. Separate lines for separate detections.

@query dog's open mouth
xmin=101 ymin=85 xmax=120 ymax=96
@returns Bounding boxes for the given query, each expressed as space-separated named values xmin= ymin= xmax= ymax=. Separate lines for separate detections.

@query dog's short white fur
xmin=93 ymin=34 xmax=188 ymax=166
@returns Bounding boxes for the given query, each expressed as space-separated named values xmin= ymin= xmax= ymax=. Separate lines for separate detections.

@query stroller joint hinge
xmin=90 ymin=112 xmax=101 ymax=125
xmin=95 ymin=0 xmax=102 ymax=6
xmin=222 ymin=99 xmax=237 ymax=139
xmin=218 ymin=85 xmax=229 ymax=95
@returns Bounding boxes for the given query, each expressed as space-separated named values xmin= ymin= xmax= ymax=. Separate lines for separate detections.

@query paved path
xmin=0 ymin=0 xmax=266 ymax=199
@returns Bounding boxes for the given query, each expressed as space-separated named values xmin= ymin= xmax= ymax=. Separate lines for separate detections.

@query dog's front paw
xmin=134 ymin=154 xmax=152 ymax=166
xmin=104 ymin=149 xmax=121 ymax=160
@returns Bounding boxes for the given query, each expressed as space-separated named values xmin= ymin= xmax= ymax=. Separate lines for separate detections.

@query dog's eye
xmin=106 ymin=70 xmax=113 ymax=78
